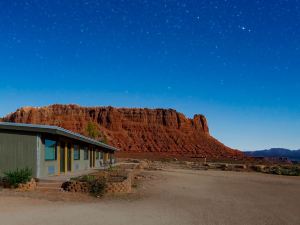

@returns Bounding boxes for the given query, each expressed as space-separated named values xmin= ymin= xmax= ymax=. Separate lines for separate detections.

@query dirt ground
xmin=0 ymin=169 xmax=299 ymax=225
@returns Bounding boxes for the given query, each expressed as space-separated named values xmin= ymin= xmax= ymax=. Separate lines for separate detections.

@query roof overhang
xmin=0 ymin=122 xmax=118 ymax=151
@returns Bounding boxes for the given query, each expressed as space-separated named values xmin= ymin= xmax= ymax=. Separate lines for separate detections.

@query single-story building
xmin=0 ymin=122 xmax=118 ymax=178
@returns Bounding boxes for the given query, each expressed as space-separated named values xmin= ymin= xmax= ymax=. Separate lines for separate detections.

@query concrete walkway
xmin=40 ymin=169 xmax=101 ymax=182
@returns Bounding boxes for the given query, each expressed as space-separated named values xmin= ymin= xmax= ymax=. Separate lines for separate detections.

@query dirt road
xmin=0 ymin=169 xmax=299 ymax=225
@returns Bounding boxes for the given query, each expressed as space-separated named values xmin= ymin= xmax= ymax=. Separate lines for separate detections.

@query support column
xmin=71 ymin=144 xmax=74 ymax=172
xmin=104 ymin=152 xmax=108 ymax=163
xmin=89 ymin=148 xmax=92 ymax=168
xmin=57 ymin=142 xmax=60 ymax=175
xmin=64 ymin=143 xmax=68 ymax=173
xmin=93 ymin=150 xmax=96 ymax=167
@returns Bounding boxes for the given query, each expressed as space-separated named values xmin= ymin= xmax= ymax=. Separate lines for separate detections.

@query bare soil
xmin=0 ymin=169 xmax=299 ymax=225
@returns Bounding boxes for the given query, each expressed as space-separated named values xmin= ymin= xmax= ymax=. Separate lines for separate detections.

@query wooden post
xmin=64 ymin=143 xmax=68 ymax=173
xmin=89 ymin=148 xmax=92 ymax=168
xmin=57 ymin=142 xmax=60 ymax=175
xmin=93 ymin=150 xmax=96 ymax=167
xmin=104 ymin=152 xmax=108 ymax=163
xmin=71 ymin=144 xmax=74 ymax=172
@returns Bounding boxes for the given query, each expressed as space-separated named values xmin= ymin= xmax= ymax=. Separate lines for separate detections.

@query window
xmin=84 ymin=147 xmax=89 ymax=160
xmin=74 ymin=145 xmax=80 ymax=160
xmin=96 ymin=151 xmax=99 ymax=160
xmin=45 ymin=139 xmax=56 ymax=161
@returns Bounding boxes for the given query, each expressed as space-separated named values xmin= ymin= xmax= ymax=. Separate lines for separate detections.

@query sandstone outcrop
xmin=2 ymin=104 xmax=243 ymax=159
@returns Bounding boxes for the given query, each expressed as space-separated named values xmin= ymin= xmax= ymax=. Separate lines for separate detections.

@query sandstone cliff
xmin=2 ymin=104 xmax=243 ymax=159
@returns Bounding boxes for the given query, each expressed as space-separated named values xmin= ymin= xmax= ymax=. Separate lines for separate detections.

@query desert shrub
xmin=107 ymin=164 xmax=118 ymax=172
xmin=160 ymin=158 xmax=172 ymax=163
xmin=269 ymin=166 xmax=282 ymax=175
xmin=219 ymin=164 xmax=229 ymax=171
xmin=70 ymin=175 xmax=97 ymax=183
xmin=269 ymin=166 xmax=300 ymax=176
xmin=62 ymin=177 xmax=107 ymax=197
xmin=89 ymin=177 xmax=107 ymax=197
xmin=101 ymin=135 xmax=108 ymax=144
xmin=287 ymin=166 xmax=300 ymax=176
xmin=86 ymin=121 xmax=100 ymax=139
xmin=80 ymin=175 xmax=96 ymax=182
xmin=3 ymin=167 xmax=32 ymax=188
xmin=251 ymin=165 xmax=266 ymax=172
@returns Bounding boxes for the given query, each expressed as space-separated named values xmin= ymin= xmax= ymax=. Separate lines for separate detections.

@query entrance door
xmin=60 ymin=143 xmax=65 ymax=173
xmin=67 ymin=144 xmax=72 ymax=172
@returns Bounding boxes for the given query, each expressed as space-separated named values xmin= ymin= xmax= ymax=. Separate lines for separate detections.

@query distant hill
xmin=2 ymin=104 xmax=244 ymax=160
xmin=245 ymin=148 xmax=300 ymax=162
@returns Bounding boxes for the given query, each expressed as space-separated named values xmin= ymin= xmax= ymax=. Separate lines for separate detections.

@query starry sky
xmin=0 ymin=0 xmax=299 ymax=150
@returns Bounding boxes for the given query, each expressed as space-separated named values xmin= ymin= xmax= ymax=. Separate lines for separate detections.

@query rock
xmin=2 ymin=104 xmax=244 ymax=160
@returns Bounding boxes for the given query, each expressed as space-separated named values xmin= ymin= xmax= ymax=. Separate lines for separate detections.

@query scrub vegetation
xmin=2 ymin=167 xmax=32 ymax=188
xmin=251 ymin=164 xmax=300 ymax=176
xmin=63 ymin=175 xmax=107 ymax=197
xmin=86 ymin=121 xmax=100 ymax=139
xmin=267 ymin=165 xmax=300 ymax=176
xmin=86 ymin=121 xmax=108 ymax=144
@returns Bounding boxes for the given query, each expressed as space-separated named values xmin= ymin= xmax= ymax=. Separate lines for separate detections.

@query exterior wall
xmin=73 ymin=148 xmax=90 ymax=172
xmin=0 ymin=129 xmax=116 ymax=179
xmin=38 ymin=141 xmax=108 ymax=178
xmin=72 ymin=148 xmax=106 ymax=171
xmin=38 ymin=137 xmax=59 ymax=178
xmin=0 ymin=130 xmax=37 ymax=177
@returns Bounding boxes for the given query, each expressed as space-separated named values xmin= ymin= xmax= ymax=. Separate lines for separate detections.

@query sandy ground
xmin=0 ymin=169 xmax=299 ymax=225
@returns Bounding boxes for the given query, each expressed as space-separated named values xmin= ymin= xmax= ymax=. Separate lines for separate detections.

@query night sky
xmin=0 ymin=0 xmax=299 ymax=150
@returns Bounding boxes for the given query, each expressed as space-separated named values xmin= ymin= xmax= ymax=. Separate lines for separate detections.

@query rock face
xmin=2 ymin=104 xmax=243 ymax=159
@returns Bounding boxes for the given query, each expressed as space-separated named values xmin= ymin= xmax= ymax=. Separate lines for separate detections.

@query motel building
xmin=0 ymin=122 xmax=118 ymax=178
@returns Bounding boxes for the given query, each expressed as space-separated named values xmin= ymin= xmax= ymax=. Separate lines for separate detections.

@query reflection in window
xmin=74 ymin=145 xmax=80 ymax=160
xmin=45 ymin=139 xmax=56 ymax=161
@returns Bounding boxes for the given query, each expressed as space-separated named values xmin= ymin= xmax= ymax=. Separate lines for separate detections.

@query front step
xmin=36 ymin=179 xmax=65 ymax=192
xmin=37 ymin=182 xmax=63 ymax=188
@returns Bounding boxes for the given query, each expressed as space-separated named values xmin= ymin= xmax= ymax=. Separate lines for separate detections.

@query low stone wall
xmin=17 ymin=178 xmax=37 ymax=192
xmin=62 ymin=160 xmax=148 ymax=195
xmin=106 ymin=175 xmax=131 ymax=194
xmin=62 ymin=181 xmax=89 ymax=193
xmin=105 ymin=160 xmax=149 ymax=194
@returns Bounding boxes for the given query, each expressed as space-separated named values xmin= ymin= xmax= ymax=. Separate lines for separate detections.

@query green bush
xmin=268 ymin=166 xmax=300 ymax=176
xmin=89 ymin=177 xmax=107 ymax=197
xmin=86 ymin=121 xmax=100 ymax=139
xmin=80 ymin=175 xmax=96 ymax=182
xmin=3 ymin=167 xmax=32 ymax=188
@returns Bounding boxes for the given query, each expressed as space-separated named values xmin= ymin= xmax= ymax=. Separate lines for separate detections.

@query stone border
xmin=17 ymin=178 xmax=37 ymax=192
xmin=62 ymin=160 xmax=149 ymax=195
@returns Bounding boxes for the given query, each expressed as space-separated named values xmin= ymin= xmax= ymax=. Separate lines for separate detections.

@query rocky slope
xmin=2 ymin=104 xmax=243 ymax=159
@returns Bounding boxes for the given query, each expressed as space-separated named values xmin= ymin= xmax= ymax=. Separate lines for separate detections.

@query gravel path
xmin=0 ymin=169 xmax=299 ymax=225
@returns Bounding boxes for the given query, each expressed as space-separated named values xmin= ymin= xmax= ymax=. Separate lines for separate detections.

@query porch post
xmin=71 ymin=144 xmax=74 ymax=172
xmin=64 ymin=143 xmax=68 ymax=173
xmin=93 ymin=150 xmax=96 ymax=167
xmin=57 ymin=142 xmax=60 ymax=175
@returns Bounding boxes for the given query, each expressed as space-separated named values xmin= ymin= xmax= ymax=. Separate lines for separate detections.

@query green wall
xmin=0 ymin=130 xmax=113 ymax=178
xmin=0 ymin=130 xmax=37 ymax=177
